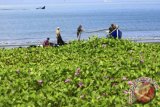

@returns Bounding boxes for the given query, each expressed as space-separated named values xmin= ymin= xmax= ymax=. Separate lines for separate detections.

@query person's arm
xmin=81 ymin=28 xmax=84 ymax=32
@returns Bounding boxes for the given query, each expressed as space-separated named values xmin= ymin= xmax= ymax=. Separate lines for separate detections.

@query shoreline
xmin=1 ymin=38 xmax=160 ymax=49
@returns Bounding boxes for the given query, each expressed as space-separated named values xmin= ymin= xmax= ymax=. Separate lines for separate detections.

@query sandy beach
xmin=1 ymin=37 xmax=160 ymax=49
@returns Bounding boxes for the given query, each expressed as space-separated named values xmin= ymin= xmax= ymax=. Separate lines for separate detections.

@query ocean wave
xmin=0 ymin=37 xmax=44 ymax=41
xmin=0 ymin=9 xmax=28 ymax=11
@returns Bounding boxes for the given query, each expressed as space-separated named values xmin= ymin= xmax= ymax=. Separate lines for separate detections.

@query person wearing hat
xmin=56 ymin=27 xmax=65 ymax=45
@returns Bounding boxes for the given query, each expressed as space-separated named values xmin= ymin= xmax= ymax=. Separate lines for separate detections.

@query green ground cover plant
xmin=0 ymin=37 xmax=160 ymax=107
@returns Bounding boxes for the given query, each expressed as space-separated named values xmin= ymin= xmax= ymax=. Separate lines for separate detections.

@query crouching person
xmin=43 ymin=37 xmax=50 ymax=47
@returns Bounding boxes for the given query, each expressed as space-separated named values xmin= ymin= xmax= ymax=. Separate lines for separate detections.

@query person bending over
xmin=56 ymin=27 xmax=65 ymax=45
xmin=43 ymin=37 xmax=50 ymax=47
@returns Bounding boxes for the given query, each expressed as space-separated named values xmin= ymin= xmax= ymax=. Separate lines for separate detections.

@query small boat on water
xmin=36 ymin=6 xmax=45 ymax=9
xmin=109 ymin=29 xmax=122 ymax=39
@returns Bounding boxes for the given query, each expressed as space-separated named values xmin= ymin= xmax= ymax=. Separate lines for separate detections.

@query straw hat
xmin=57 ymin=27 xmax=60 ymax=30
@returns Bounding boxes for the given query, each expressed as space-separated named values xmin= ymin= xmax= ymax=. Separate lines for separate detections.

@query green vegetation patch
xmin=0 ymin=37 xmax=160 ymax=107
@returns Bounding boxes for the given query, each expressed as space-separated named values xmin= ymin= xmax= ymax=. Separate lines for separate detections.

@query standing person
xmin=77 ymin=25 xmax=83 ymax=41
xmin=43 ymin=37 xmax=50 ymax=47
xmin=56 ymin=27 xmax=65 ymax=45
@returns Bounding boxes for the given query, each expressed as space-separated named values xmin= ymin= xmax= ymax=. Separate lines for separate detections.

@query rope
xmin=85 ymin=29 xmax=109 ymax=33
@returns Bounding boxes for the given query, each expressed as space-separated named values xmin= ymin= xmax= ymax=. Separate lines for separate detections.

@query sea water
xmin=0 ymin=3 xmax=160 ymax=45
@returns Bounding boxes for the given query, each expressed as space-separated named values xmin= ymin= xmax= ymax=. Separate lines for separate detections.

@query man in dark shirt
xmin=109 ymin=24 xmax=117 ymax=33
xmin=77 ymin=25 xmax=83 ymax=41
